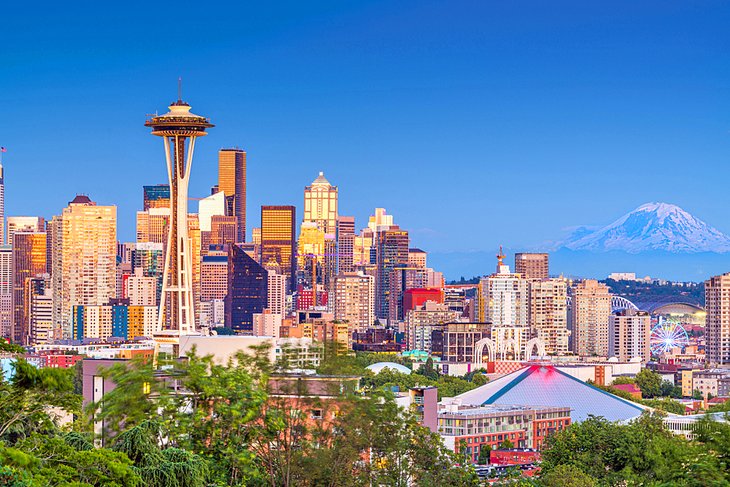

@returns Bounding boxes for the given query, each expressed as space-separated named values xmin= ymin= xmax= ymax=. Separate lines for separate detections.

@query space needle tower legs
xmin=145 ymin=94 xmax=214 ymax=335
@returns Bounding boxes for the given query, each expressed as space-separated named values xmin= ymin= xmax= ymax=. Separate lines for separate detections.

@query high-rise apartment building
xmin=705 ymin=272 xmax=730 ymax=365
xmin=571 ymin=279 xmax=612 ymax=357
xmin=142 ymin=184 xmax=170 ymax=210
xmin=609 ymin=309 xmax=651 ymax=362
xmin=515 ymin=253 xmax=549 ymax=280
xmin=0 ymin=245 xmax=11 ymax=338
xmin=127 ymin=268 xmax=157 ymax=306
xmin=267 ymin=271 xmax=287 ymax=317
xmin=218 ymin=149 xmax=246 ymax=243
xmin=407 ymin=301 xmax=459 ymax=352
xmin=261 ymin=205 xmax=296 ymax=289
xmin=201 ymin=245 xmax=228 ymax=302
xmin=225 ymin=244 xmax=267 ymax=334
xmin=334 ymin=272 xmax=375 ymax=328
xmin=28 ymin=275 xmax=53 ymax=345
xmin=304 ymin=172 xmax=338 ymax=233
xmin=12 ymin=232 xmax=46 ymax=344
xmin=408 ymin=248 xmax=427 ymax=269
xmin=6 ymin=216 xmax=44 ymax=247
xmin=336 ymin=216 xmax=355 ymax=274
xmin=51 ymin=195 xmax=116 ymax=339
xmin=478 ymin=258 xmax=529 ymax=327
xmin=136 ymin=208 xmax=170 ymax=244
xmin=375 ymin=226 xmax=409 ymax=321
xmin=528 ymin=279 xmax=569 ymax=355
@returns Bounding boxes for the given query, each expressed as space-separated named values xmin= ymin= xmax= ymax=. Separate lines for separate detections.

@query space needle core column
xmin=145 ymin=97 xmax=213 ymax=335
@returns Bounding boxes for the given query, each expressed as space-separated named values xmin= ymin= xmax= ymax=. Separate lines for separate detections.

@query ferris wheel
xmin=650 ymin=319 xmax=689 ymax=355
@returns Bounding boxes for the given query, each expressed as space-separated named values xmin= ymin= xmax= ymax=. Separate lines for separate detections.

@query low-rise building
xmin=438 ymin=402 xmax=571 ymax=463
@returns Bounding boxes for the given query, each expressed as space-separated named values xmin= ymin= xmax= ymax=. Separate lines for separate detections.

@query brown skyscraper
xmin=218 ymin=149 xmax=246 ymax=243
xmin=12 ymin=232 xmax=46 ymax=345
xmin=515 ymin=252 xmax=549 ymax=280
xmin=261 ymin=205 xmax=296 ymax=289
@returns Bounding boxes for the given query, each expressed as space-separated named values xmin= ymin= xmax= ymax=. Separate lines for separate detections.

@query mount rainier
xmin=559 ymin=202 xmax=730 ymax=254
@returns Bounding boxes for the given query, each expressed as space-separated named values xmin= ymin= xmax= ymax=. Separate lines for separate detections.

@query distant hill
xmin=602 ymin=278 xmax=705 ymax=308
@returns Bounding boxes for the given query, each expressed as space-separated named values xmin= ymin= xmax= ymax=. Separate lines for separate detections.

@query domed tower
xmin=145 ymin=94 xmax=213 ymax=335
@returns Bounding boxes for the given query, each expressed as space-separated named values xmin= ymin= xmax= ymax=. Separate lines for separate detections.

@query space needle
xmin=145 ymin=86 xmax=213 ymax=335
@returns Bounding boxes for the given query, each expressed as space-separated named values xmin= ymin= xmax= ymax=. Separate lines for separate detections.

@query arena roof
xmin=450 ymin=365 xmax=646 ymax=423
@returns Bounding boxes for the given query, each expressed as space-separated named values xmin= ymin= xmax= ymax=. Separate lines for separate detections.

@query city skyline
xmin=2 ymin=2 xmax=730 ymax=281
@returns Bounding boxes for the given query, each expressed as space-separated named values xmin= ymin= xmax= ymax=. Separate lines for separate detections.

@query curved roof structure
xmin=366 ymin=362 xmax=412 ymax=375
xmin=651 ymin=302 xmax=705 ymax=315
xmin=450 ymin=365 xmax=645 ymax=423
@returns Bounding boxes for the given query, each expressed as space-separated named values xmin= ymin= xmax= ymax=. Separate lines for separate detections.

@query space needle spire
xmin=145 ymin=89 xmax=213 ymax=335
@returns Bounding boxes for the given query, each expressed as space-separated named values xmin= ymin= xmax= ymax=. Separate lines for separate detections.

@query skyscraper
xmin=136 ymin=208 xmax=170 ymax=244
xmin=261 ymin=205 xmax=296 ymax=290
xmin=0 ymin=245 xmax=11 ymax=338
xmin=12 ymin=232 xmax=46 ymax=344
xmin=705 ymin=272 xmax=730 ymax=365
xmin=143 ymin=184 xmax=170 ymax=210
xmin=609 ymin=309 xmax=651 ymax=363
xmin=51 ymin=195 xmax=116 ymax=339
xmin=304 ymin=172 xmax=338 ymax=233
xmin=28 ymin=275 xmax=53 ymax=345
xmin=515 ymin=253 xmax=549 ymax=280
xmin=0 ymin=162 xmax=5 ymax=245
xmin=478 ymin=259 xmax=529 ymax=327
xmin=218 ymin=149 xmax=246 ymax=243
xmin=6 ymin=216 xmax=44 ymax=247
xmin=225 ymin=244 xmax=267 ymax=334
xmin=334 ymin=272 xmax=375 ymax=328
xmin=336 ymin=216 xmax=355 ymax=274
xmin=145 ymin=97 xmax=213 ymax=335
xmin=571 ymin=279 xmax=612 ymax=357
xmin=267 ymin=271 xmax=287 ymax=317
xmin=375 ymin=226 xmax=409 ymax=320
xmin=528 ymin=278 xmax=569 ymax=355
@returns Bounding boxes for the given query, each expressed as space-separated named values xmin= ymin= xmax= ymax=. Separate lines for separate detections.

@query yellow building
xmin=304 ymin=172 xmax=338 ymax=233
xmin=218 ymin=148 xmax=246 ymax=242
xmin=52 ymin=196 xmax=116 ymax=338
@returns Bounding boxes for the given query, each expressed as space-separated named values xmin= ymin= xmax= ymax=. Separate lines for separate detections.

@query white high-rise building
xmin=479 ymin=258 xmax=529 ymax=327
xmin=28 ymin=275 xmax=53 ymax=345
xmin=0 ymin=245 xmax=11 ymax=338
xmin=609 ymin=309 xmax=651 ymax=362
xmin=198 ymin=191 xmax=226 ymax=233
xmin=267 ymin=271 xmax=287 ymax=317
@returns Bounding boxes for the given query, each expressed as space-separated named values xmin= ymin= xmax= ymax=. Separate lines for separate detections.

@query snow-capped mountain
xmin=559 ymin=202 xmax=730 ymax=254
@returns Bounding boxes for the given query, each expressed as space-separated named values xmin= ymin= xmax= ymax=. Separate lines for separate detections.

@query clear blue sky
xmin=2 ymin=1 xmax=729 ymax=277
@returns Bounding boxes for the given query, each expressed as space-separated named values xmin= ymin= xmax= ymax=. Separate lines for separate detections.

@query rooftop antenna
xmin=177 ymin=77 xmax=183 ymax=102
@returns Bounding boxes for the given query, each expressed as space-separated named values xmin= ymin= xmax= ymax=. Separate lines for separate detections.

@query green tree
xmin=693 ymin=389 xmax=703 ymax=400
xmin=659 ymin=380 xmax=675 ymax=397
xmin=540 ymin=464 xmax=597 ymax=487
xmin=635 ymin=368 xmax=662 ymax=398
xmin=476 ymin=444 xmax=491 ymax=465
xmin=0 ymin=359 xmax=79 ymax=444
xmin=540 ymin=413 xmax=727 ymax=485
xmin=498 ymin=439 xmax=514 ymax=450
